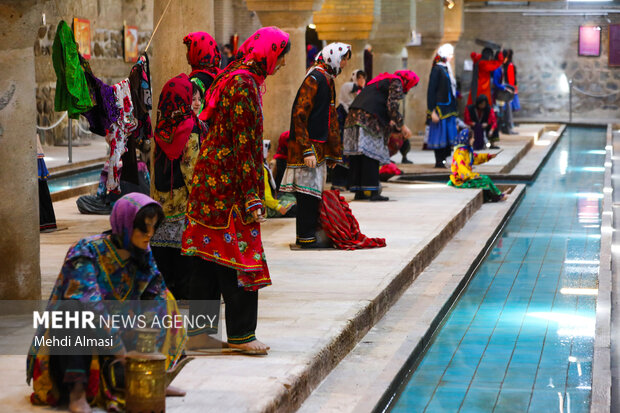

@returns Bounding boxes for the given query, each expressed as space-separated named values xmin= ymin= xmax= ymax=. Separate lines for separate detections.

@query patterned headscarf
xmin=315 ymin=42 xmax=351 ymax=76
xmin=199 ymin=27 xmax=290 ymax=121
xmin=367 ymin=70 xmax=419 ymax=94
xmin=236 ymin=26 xmax=291 ymax=77
xmin=183 ymin=31 xmax=221 ymax=78
xmin=110 ymin=193 xmax=160 ymax=250
xmin=155 ymin=73 xmax=205 ymax=160
xmin=454 ymin=128 xmax=472 ymax=147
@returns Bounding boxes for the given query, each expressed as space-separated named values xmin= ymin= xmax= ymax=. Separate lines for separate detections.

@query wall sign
xmin=73 ymin=18 xmax=92 ymax=60
xmin=578 ymin=25 xmax=601 ymax=57
xmin=124 ymin=25 xmax=139 ymax=63
xmin=609 ymin=24 xmax=620 ymax=67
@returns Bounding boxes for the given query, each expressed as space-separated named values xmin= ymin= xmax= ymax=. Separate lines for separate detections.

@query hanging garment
xmin=80 ymin=57 xmax=120 ymax=136
xmin=51 ymin=21 xmax=93 ymax=118
xmin=107 ymin=79 xmax=138 ymax=193
xmin=319 ymin=189 xmax=386 ymax=250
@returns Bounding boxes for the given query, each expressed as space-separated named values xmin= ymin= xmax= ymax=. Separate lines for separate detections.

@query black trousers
xmin=275 ymin=158 xmax=287 ymax=193
xmin=189 ymin=258 xmax=258 ymax=343
xmin=38 ymin=180 xmax=57 ymax=231
xmin=348 ymin=155 xmax=380 ymax=192
xmin=295 ymin=192 xmax=321 ymax=244
xmin=151 ymin=246 xmax=194 ymax=300
xmin=400 ymin=138 xmax=411 ymax=158
xmin=434 ymin=147 xmax=451 ymax=166
xmin=331 ymin=164 xmax=349 ymax=188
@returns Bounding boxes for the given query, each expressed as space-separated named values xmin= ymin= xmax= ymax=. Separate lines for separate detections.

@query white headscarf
xmin=315 ymin=42 xmax=351 ymax=76
xmin=436 ymin=43 xmax=457 ymax=97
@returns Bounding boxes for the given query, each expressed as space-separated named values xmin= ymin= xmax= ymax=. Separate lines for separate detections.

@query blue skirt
xmin=511 ymin=94 xmax=520 ymax=111
xmin=427 ymin=116 xmax=457 ymax=149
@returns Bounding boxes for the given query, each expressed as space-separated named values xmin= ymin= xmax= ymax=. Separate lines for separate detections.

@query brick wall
xmin=456 ymin=11 xmax=620 ymax=122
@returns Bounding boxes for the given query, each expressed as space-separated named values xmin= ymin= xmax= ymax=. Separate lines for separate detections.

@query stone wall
xmin=456 ymin=11 xmax=620 ymax=122
xmin=34 ymin=0 xmax=153 ymax=145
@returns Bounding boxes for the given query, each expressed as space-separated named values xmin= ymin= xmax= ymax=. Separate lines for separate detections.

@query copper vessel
xmin=124 ymin=328 xmax=167 ymax=413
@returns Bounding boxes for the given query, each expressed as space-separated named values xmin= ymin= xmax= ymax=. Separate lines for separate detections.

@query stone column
xmin=245 ymin=0 xmax=324 ymax=143
xmin=150 ymin=0 xmax=215 ymax=114
xmin=0 ymin=1 xmax=42 ymax=299
xmin=406 ymin=0 xmax=445 ymax=134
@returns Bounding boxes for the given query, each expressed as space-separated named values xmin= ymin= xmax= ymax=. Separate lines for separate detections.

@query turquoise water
xmin=48 ymin=169 xmax=100 ymax=193
xmin=389 ymin=126 xmax=605 ymax=413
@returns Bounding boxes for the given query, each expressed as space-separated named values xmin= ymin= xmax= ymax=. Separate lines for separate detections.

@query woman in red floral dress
xmin=182 ymin=27 xmax=290 ymax=354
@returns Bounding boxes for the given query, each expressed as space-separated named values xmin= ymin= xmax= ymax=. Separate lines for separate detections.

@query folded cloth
xmin=319 ymin=189 xmax=386 ymax=250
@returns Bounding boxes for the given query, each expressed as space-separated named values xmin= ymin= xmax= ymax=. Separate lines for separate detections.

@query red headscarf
xmin=183 ymin=31 xmax=221 ymax=78
xmin=367 ymin=70 xmax=419 ymax=93
xmin=199 ymin=27 xmax=290 ymax=121
xmin=154 ymin=73 xmax=204 ymax=160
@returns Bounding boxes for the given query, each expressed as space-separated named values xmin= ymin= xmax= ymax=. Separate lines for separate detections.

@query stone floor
xmin=0 ymin=124 xmax=561 ymax=412
xmin=1 ymin=182 xmax=484 ymax=413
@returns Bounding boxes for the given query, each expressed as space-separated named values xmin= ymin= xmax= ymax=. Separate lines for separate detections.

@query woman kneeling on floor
xmin=27 ymin=193 xmax=186 ymax=413
xmin=448 ymin=128 xmax=506 ymax=202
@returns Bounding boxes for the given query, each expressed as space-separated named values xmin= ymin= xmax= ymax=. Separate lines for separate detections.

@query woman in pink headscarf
xmin=183 ymin=31 xmax=221 ymax=114
xmin=182 ymin=27 xmax=291 ymax=355
xmin=343 ymin=70 xmax=419 ymax=201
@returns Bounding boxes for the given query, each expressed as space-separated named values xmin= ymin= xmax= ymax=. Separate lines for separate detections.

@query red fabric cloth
xmin=274 ymin=130 xmax=289 ymax=160
xmin=467 ymin=52 xmax=503 ymax=105
xmin=379 ymin=162 xmax=402 ymax=176
xmin=320 ymin=190 xmax=387 ymax=250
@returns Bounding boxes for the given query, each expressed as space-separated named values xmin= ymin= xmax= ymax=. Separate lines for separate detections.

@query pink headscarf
xmin=183 ymin=31 xmax=221 ymax=79
xmin=110 ymin=193 xmax=160 ymax=250
xmin=199 ymin=27 xmax=290 ymax=121
xmin=367 ymin=70 xmax=420 ymax=93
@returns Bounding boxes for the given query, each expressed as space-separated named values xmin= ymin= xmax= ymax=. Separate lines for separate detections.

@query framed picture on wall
xmin=124 ymin=25 xmax=139 ymax=63
xmin=578 ymin=25 xmax=601 ymax=57
xmin=609 ymin=25 xmax=620 ymax=67
xmin=73 ymin=18 xmax=91 ymax=59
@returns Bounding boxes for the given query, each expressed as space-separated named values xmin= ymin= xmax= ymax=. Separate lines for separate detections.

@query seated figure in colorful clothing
xmin=448 ymin=129 xmax=505 ymax=202
xmin=26 ymin=193 xmax=187 ymax=413
xmin=263 ymin=140 xmax=296 ymax=218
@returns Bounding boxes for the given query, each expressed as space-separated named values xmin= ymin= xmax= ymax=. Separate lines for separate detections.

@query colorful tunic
xmin=151 ymin=130 xmax=201 ymax=248
xmin=467 ymin=52 xmax=504 ymax=106
xmin=280 ymin=64 xmax=342 ymax=198
xmin=182 ymin=70 xmax=271 ymax=291
xmin=26 ymin=234 xmax=185 ymax=411
xmin=343 ymin=78 xmax=404 ymax=164
xmin=449 ymin=145 xmax=491 ymax=186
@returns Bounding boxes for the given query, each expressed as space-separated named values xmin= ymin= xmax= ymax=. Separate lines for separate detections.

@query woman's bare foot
xmin=228 ymin=339 xmax=270 ymax=355
xmin=186 ymin=333 xmax=228 ymax=350
xmin=68 ymin=382 xmax=91 ymax=413
xmin=165 ymin=385 xmax=186 ymax=397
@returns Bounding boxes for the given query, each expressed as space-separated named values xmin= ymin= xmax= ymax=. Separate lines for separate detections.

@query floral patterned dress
xmin=26 ymin=234 xmax=186 ymax=411
xmin=182 ymin=70 xmax=271 ymax=291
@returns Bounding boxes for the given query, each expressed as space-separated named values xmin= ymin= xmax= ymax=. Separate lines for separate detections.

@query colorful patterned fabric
xmin=286 ymin=64 xmax=342 ymax=167
xmin=427 ymin=116 xmax=457 ymax=149
xmin=182 ymin=68 xmax=271 ymax=290
xmin=320 ymin=189 xmax=386 ymax=250
xmin=447 ymin=174 xmax=502 ymax=197
xmin=52 ymin=20 xmax=93 ymax=119
xmin=200 ymin=27 xmax=290 ymax=122
xmin=449 ymin=145 xmax=491 ymax=186
xmin=151 ymin=131 xmax=202 ymax=249
xmin=280 ymin=163 xmax=327 ymax=198
xmin=107 ymin=79 xmax=138 ymax=193
xmin=184 ymin=31 xmax=221 ymax=79
xmin=315 ymin=42 xmax=351 ymax=76
xmin=27 ymin=194 xmax=185 ymax=411
xmin=154 ymin=73 xmax=205 ymax=160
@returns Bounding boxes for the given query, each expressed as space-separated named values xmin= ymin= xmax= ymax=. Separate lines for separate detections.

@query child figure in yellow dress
xmin=448 ymin=128 xmax=505 ymax=202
